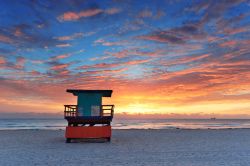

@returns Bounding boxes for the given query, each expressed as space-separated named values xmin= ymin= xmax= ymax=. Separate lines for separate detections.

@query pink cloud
xmin=12 ymin=57 xmax=26 ymax=70
xmin=112 ymin=49 xmax=130 ymax=58
xmin=59 ymin=12 xmax=79 ymax=21
xmin=51 ymin=64 xmax=69 ymax=70
xmin=90 ymin=55 xmax=112 ymax=61
xmin=79 ymin=58 xmax=151 ymax=72
xmin=0 ymin=57 xmax=6 ymax=65
xmin=58 ymin=8 xmax=102 ymax=21
xmin=108 ymin=49 xmax=165 ymax=59
xmin=123 ymin=59 xmax=151 ymax=65
xmin=59 ymin=70 xmax=70 ymax=75
xmin=0 ymin=34 xmax=13 ymax=44
xmin=175 ymin=53 xmax=210 ymax=65
xmin=0 ymin=56 xmax=26 ymax=70
xmin=138 ymin=9 xmax=152 ymax=18
xmin=154 ymin=10 xmax=165 ymax=19
xmin=105 ymin=8 xmax=121 ymax=15
xmin=83 ymin=68 xmax=128 ymax=75
xmin=79 ymin=63 xmax=118 ymax=70
xmin=138 ymin=32 xmax=184 ymax=44
xmin=55 ymin=32 xmax=83 ymax=41
xmin=219 ymin=40 xmax=237 ymax=47
xmin=58 ymin=7 xmax=121 ymax=22
xmin=30 ymin=60 xmax=44 ymax=64
xmin=30 ymin=70 xmax=40 ymax=76
xmin=224 ymin=27 xmax=249 ymax=35
xmin=50 ymin=54 xmax=71 ymax=61
xmin=14 ymin=28 xmax=23 ymax=37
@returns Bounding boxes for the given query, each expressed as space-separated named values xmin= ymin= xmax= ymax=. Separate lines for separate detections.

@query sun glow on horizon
xmin=0 ymin=1 xmax=250 ymax=118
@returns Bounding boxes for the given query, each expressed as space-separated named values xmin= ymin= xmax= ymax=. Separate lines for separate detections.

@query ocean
xmin=0 ymin=118 xmax=250 ymax=130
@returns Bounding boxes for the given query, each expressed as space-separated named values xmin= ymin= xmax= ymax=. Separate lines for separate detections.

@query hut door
xmin=91 ymin=105 xmax=100 ymax=116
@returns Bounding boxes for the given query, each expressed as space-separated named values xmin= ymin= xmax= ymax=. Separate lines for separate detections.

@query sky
xmin=0 ymin=0 xmax=250 ymax=118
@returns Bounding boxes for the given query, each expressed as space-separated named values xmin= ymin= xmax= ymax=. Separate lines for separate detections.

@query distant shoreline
xmin=1 ymin=128 xmax=250 ymax=131
xmin=1 ymin=119 xmax=250 ymax=130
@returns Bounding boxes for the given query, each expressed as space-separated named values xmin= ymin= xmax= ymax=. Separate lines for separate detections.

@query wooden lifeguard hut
xmin=64 ymin=89 xmax=114 ymax=143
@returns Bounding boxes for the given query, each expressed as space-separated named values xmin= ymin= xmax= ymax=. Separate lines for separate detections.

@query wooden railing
xmin=64 ymin=104 xmax=114 ymax=118
xmin=64 ymin=105 xmax=78 ymax=117
xmin=101 ymin=105 xmax=114 ymax=117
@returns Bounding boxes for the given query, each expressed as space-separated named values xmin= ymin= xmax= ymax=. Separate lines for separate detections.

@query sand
xmin=0 ymin=129 xmax=250 ymax=166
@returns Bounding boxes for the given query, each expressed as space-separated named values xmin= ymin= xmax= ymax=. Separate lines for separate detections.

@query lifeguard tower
xmin=64 ymin=89 xmax=114 ymax=143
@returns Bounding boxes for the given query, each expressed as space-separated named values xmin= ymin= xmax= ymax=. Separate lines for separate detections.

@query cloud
xmin=0 ymin=56 xmax=26 ymax=70
xmin=90 ymin=55 xmax=112 ymax=61
xmin=137 ymin=8 xmax=165 ymax=19
xmin=111 ymin=49 xmax=131 ymax=58
xmin=162 ymin=53 xmax=211 ymax=66
xmin=13 ymin=24 xmax=30 ymax=37
xmin=0 ymin=34 xmax=13 ymax=44
xmin=58 ymin=7 xmax=121 ymax=22
xmin=78 ymin=58 xmax=151 ymax=72
xmin=0 ymin=23 xmax=67 ymax=49
xmin=55 ymin=32 xmax=83 ymax=41
xmin=0 ymin=57 xmax=6 ymax=65
xmin=49 ymin=53 xmax=71 ymax=61
xmin=94 ymin=38 xmax=129 ymax=46
xmin=138 ymin=31 xmax=185 ymax=44
xmin=15 ymin=56 xmax=26 ymax=70
xmin=223 ymin=27 xmax=249 ymax=35
xmin=138 ymin=23 xmax=206 ymax=44
xmin=82 ymin=67 xmax=128 ymax=75
xmin=154 ymin=10 xmax=165 ymax=19
xmin=56 ymin=43 xmax=71 ymax=47
xmin=138 ymin=9 xmax=153 ymax=18
xmin=219 ymin=40 xmax=237 ymax=47
xmin=58 ymin=8 xmax=102 ymax=21
xmin=0 ymin=0 xmax=249 ymax=117
xmin=49 ymin=62 xmax=69 ymax=71
xmin=105 ymin=7 xmax=121 ymax=15
xmin=79 ymin=62 xmax=119 ymax=70
xmin=47 ymin=59 xmax=80 ymax=78
xmin=123 ymin=59 xmax=151 ymax=65
xmin=189 ymin=0 xmax=244 ymax=26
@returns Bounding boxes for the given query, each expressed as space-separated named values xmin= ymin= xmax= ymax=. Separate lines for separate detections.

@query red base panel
xmin=65 ymin=126 xmax=111 ymax=139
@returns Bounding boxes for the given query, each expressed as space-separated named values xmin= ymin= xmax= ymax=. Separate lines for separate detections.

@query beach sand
xmin=0 ymin=129 xmax=250 ymax=166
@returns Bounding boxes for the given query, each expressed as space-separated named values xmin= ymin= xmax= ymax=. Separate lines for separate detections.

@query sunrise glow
xmin=0 ymin=0 xmax=250 ymax=118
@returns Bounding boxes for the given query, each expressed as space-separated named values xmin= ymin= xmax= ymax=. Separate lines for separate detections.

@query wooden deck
xmin=64 ymin=104 xmax=114 ymax=125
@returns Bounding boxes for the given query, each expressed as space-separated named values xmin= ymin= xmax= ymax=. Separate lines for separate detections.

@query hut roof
xmin=66 ymin=89 xmax=113 ymax=97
